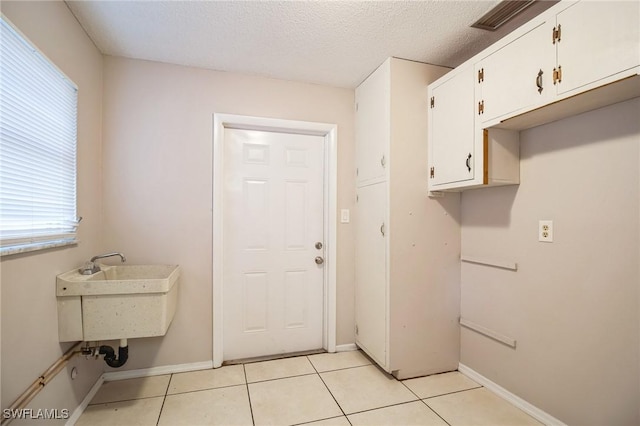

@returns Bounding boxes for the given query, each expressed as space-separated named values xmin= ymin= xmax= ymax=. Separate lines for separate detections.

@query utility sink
xmin=56 ymin=264 xmax=180 ymax=342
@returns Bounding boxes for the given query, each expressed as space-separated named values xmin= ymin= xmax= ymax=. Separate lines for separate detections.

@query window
xmin=0 ymin=17 xmax=79 ymax=255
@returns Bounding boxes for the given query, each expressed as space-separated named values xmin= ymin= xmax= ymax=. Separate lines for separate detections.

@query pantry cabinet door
xmin=555 ymin=0 xmax=640 ymax=96
xmin=477 ymin=20 xmax=555 ymax=124
xmin=356 ymin=61 xmax=390 ymax=187
xmin=428 ymin=66 xmax=476 ymax=187
xmin=354 ymin=181 xmax=387 ymax=368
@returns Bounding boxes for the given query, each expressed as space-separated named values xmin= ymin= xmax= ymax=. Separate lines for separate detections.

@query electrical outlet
xmin=539 ymin=220 xmax=553 ymax=242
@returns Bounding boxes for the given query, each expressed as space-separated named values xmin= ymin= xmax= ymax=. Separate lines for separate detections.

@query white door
xmin=223 ymin=128 xmax=325 ymax=361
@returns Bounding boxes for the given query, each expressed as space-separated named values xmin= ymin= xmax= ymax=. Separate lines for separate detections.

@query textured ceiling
xmin=65 ymin=1 xmax=555 ymax=88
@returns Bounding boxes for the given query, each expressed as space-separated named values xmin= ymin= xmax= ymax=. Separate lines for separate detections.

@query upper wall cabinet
xmin=428 ymin=0 xmax=640 ymax=192
xmin=429 ymin=66 xmax=476 ymax=187
xmin=554 ymin=1 xmax=640 ymax=97
xmin=428 ymin=64 xmax=520 ymax=192
xmin=476 ymin=20 xmax=555 ymax=125
xmin=478 ymin=0 xmax=640 ymax=130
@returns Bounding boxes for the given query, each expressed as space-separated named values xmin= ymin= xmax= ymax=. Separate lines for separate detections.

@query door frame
xmin=212 ymin=113 xmax=338 ymax=367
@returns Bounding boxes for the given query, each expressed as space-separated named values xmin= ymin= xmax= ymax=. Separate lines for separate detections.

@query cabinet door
xmin=555 ymin=1 xmax=640 ymax=96
xmin=477 ymin=20 xmax=555 ymax=124
xmin=354 ymin=182 xmax=387 ymax=367
xmin=355 ymin=61 xmax=390 ymax=186
xmin=429 ymin=66 xmax=475 ymax=187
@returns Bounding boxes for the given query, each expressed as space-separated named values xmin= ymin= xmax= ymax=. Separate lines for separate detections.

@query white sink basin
xmin=56 ymin=264 xmax=180 ymax=342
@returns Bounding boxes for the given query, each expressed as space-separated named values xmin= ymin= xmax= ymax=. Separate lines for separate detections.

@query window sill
xmin=0 ymin=239 xmax=78 ymax=257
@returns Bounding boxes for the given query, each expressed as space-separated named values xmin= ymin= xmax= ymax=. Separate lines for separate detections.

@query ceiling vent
xmin=471 ymin=0 xmax=536 ymax=31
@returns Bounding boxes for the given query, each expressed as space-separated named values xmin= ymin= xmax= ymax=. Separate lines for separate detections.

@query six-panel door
xmin=223 ymin=128 xmax=325 ymax=361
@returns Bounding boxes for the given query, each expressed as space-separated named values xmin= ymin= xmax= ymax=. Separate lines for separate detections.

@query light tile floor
xmin=77 ymin=351 xmax=542 ymax=426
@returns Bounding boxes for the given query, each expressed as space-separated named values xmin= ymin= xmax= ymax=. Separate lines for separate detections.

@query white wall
xmin=460 ymin=98 xmax=640 ymax=425
xmin=101 ymin=56 xmax=355 ymax=370
xmin=0 ymin=0 xmax=104 ymax=420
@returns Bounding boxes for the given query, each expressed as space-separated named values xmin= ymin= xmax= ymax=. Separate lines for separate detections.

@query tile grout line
xmin=155 ymin=373 xmax=172 ymax=426
xmin=313 ymin=363 xmax=373 ymax=374
xmin=399 ymin=378 xmax=451 ymax=426
xmin=292 ymin=414 xmax=350 ymax=426
xmin=164 ymin=382 xmax=248 ymax=397
xmin=88 ymin=394 xmax=166 ymax=406
xmin=346 ymin=398 xmax=457 ymax=418
xmin=422 ymin=385 xmax=484 ymax=401
xmin=246 ymin=371 xmax=318 ymax=385
xmin=306 ymin=355 xmax=353 ymax=425
xmin=243 ymin=364 xmax=256 ymax=426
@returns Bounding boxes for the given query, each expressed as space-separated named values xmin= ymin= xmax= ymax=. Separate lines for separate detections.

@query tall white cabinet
xmin=354 ymin=58 xmax=461 ymax=379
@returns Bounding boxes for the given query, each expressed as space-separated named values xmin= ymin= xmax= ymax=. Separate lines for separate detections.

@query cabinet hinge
xmin=553 ymin=66 xmax=562 ymax=85
xmin=478 ymin=100 xmax=485 ymax=115
xmin=430 ymin=166 xmax=435 ymax=179
xmin=552 ymin=24 xmax=561 ymax=44
xmin=430 ymin=96 xmax=435 ymax=108
xmin=478 ymin=68 xmax=484 ymax=83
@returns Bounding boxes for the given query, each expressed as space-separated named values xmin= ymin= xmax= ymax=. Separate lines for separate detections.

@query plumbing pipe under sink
xmin=99 ymin=339 xmax=129 ymax=368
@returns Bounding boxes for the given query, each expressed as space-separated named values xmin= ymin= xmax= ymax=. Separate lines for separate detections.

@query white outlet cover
xmin=538 ymin=220 xmax=553 ymax=242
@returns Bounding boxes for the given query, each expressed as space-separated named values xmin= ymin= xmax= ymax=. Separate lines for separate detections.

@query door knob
xmin=315 ymin=256 xmax=324 ymax=265
xmin=315 ymin=242 xmax=323 ymax=250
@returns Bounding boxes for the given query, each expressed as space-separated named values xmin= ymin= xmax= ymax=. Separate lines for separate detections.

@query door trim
xmin=212 ymin=113 xmax=338 ymax=368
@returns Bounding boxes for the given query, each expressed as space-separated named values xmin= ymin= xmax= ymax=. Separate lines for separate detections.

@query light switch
xmin=341 ymin=209 xmax=350 ymax=224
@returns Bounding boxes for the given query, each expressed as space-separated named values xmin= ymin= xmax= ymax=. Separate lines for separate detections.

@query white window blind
xmin=0 ymin=17 xmax=79 ymax=254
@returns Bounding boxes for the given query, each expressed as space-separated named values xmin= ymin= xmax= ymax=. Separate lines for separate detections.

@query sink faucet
xmin=91 ymin=252 xmax=127 ymax=263
xmin=79 ymin=252 xmax=127 ymax=275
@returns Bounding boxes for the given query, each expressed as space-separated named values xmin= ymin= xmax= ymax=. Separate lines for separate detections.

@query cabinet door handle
xmin=466 ymin=153 xmax=472 ymax=172
xmin=536 ymin=69 xmax=543 ymax=94
xmin=380 ymin=223 xmax=385 ymax=237
xmin=380 ymin=155 xmax=386 ymax=167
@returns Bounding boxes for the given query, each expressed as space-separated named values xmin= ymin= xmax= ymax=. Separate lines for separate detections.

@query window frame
xmin=0 ymin=15 xmax=80 ymax=256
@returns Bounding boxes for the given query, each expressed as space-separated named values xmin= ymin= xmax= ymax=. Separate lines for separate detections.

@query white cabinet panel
xmin=477 ymin=20 xmax=555 ymax=125
xmin=429 ymin=66 xmax=476 ymax=187
xmin=555 ymin=1 xmax=640 ymax=95
xmin=355 ymin=61 xmax=390 ymax=186
xmin=355 ymin=181 xmax=387 ymax=367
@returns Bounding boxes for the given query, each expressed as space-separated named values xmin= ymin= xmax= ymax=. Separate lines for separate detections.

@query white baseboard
xmin=103 ymin=360 xmax=214 ymax=381
xmin=458 ymin=363 xmax=567 ymax=426
xmin=335 ymin=343 xmax=358 ymax=352
xmin=66 ymin=374 xmax=104 ymax=426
